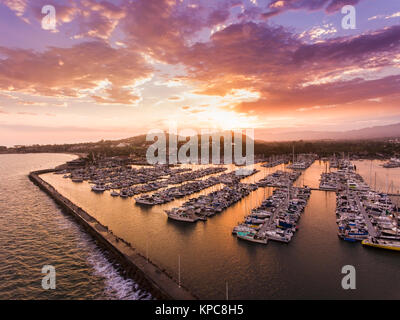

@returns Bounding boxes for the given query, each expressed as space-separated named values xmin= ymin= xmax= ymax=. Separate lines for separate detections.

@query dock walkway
xmin=310 ymin=187 xmax=400 ymax=197
xmin=258 ymin=198 xmax=287 ymax=235
xmin=355 ymin=193 xmax=378 ymax=238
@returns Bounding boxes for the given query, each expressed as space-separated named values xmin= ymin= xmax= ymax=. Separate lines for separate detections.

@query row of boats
xmin=135 ymin=168 xmax=258 ymax=206
xmin=63 ymin=164 xmax=190 ymax=187
xmin=164 ymin=167 xmax=227 ymax=184
xmin=165 ymin=182 xmax=259 ymax=222
xmin=261 ymin=157 xmax=289 ymax=168
xmin=287 ymin=155 xmax=316 ymax=170
xmin=319 ymin=172 xmax=339 ymax=191
xmin=233 ymin=186 xmax=311 ymax=244
xmin=382 ymin=158 xmax=400 ymax=168
xmin=319 ymin=168 xmax=368 ymax=192
xmin=108 ymin=181 xmax=169 ymax=197
xmin=59 ymin=158 xmax=400 ymax=252
xmin=257 ymin=170 xmax=301 ymax=188
xmin=86 ymin=166 xmax=226 ymax=195
xmin=329 ymin=158 xmax=356 ymax=171
xmin=135 ymin=176 xmax=221 ymax=205
xmin=333 ymin=165 xmax=400 ymax=251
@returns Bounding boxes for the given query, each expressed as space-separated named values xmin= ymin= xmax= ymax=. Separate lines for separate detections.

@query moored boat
xmin=236 ymin=231 xmax=268 ymax=244
xmin=91 ymin=185 xmax=105 ymax=192
xmin=361 ymin=238 xmax=400 ymax=251
xmin=165 ymin=210 xmax=200 ymax=223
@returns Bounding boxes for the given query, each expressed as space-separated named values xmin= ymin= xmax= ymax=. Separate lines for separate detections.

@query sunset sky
xmin=0 ymin=0 xmax=399 ymax=146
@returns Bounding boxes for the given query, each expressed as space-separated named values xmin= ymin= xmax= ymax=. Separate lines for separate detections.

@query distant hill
xmin=3 ymin=126 xmax=400 ymax=158
xmin=255 ymin=123 xmax=400 ymax=141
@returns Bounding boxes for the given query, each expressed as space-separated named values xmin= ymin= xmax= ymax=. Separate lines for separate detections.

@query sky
xmin=0 ymin=0 xmax=399 ymax=146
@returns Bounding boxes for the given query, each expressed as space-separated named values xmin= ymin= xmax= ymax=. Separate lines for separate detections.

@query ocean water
xmin=41 ymin=159 xmax=400 ymax=299
xmin=0 ymin=153 xmax=151 ymax=300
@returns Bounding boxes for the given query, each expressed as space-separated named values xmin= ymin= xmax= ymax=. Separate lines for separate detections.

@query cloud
xmin=293 ymin=25 xmax=400 ymax=66
xmin=386 ymin=11 xmax=400 ymax=19
xmin=237 ymin=75 xmax=400 ymax=112
xmin=369 ymin=11 xmax=400 ymax=21
xmin=181 ymin=105 xmax=206 ymax=114
xmin=0 ymin=0 xmax=398 ymax=121
xmin=70 ymin=0 xmax=126 ymax=40
xmin=299 ymin=24 xmax=337 ymax=42
xmin=297 ymin=105 xmax=336 ymax=112
xmin=1 ymin=0 xmax=126 ymax=39
xmin=263 ymin=0 xmax=364 ymax=18
xmin=167 ymin=95 xmax=184 ymax=101
xmin=167 ymin=22 xmax=400 ymax=115
xmin=0 ymin=0 xmax=27 ymax=17
xmin=0 ymin=41 xmax=152 ymax=104
xmin=17 ymin=111 xmax=37 ymax=116
xmin=17 ymin=101 xmax=48 ymax=106
xmin=119 ymin=0 xmax=241 ymax=63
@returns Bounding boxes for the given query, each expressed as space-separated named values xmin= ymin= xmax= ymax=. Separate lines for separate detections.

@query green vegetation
xmin=2 ymin=133 xmax=400 ymax=159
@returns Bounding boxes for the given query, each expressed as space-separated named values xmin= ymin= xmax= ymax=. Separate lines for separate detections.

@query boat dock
xmin=308 ymin=186 xmax=400 ymax=197
xmin=257 ymin=199 xmax=286 ymax=235
xmin=355 ymin=193 xmax=378 ymax=238
xmin=232 ymin=166 xmax=312 ymax=244
xmin=329 ymin=160 xmax=400 ymax=243
xmin=135 ymin=168 xmax=257 ymax=206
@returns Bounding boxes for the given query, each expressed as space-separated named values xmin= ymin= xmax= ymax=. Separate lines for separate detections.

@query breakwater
xmin=29 ymin=169 xmax=196 ymax=300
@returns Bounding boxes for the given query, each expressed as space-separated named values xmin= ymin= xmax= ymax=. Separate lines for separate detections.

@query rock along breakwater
xmin=29 ymin=169 xmax=197 ymax=300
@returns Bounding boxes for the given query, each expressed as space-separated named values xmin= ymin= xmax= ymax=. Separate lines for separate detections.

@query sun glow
xmin=195 ymin=109 xmax=258 ymax=130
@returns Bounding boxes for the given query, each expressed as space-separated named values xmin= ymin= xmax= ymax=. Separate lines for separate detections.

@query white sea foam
xmin=85 ymin=241 xmax=152 ymax=300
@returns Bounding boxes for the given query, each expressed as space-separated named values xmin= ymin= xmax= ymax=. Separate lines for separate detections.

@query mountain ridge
xmin=255 ymin=122 xmax=400 ymax=141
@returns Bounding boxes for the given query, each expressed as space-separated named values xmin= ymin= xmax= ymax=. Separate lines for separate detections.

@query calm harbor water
xmin=41 ymin=159 xmax=400 ymax=300
xmin=0 ymin=154 xmax=151 ymax=300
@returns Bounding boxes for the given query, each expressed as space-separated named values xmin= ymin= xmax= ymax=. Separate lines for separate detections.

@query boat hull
xmin=237 ymin=233 xmax=268 ymax=244
xmin=361 ymin=240 xmax=400 ymax=251
xmin=267 ymin=235 xmax=290 ymax=243
xmin=166 ymin=213 xmax=199 ymax=223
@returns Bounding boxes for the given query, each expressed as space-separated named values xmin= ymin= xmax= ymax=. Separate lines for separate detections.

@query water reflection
xmin=42 ymin=160 xmax=400 ymax=299
xmin=0 ymin=154 xmax=150 ymax=300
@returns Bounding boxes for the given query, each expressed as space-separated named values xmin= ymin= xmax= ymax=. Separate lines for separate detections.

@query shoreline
xmin=0 ymin=152 xmax=83 ymax=159
xmin=28 ymin=169 xmax=197 ymax=300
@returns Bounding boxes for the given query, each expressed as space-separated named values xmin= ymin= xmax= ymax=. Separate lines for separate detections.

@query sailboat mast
xmin=292 ymin=144 xmax=295 ymax=165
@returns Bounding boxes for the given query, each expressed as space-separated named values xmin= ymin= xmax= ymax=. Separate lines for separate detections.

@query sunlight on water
xmin=0 ymin=154 xmax=150 ymax=300
xmin=42 ymin=160 xmax=400 ymax=299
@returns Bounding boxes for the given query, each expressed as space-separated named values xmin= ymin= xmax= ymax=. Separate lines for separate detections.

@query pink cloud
xmin=0 ymin=41 xmax=152 ymax=104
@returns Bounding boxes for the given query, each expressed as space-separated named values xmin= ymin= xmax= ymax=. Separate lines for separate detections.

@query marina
xmin=135 ymin=168 xmax=255 ymax=206
xmin=233 ymin=169 xmax=311 ymax=244
xmin=287 ymin=153 xmax=317 ymax=170
xmin=383 ymin=158 xmax=400 ymax=168
xmin=257 ymin=170 xmax=301 ymax=187
xmin=63 ymin=163 xmax=227 ymax=197
xmin=165 ymin=169 xmax=259 ymax=221
xmin=261 ymin=156 xmax=290 ymax=168
xmin=165 ymin=183 xmax=258 ymax=222
xmin=30 ymin=168 xmax=196 ymax=300
xmin=314 ymin=159 xmax=400 ymax=248
xmin=2 ymin=0 xmax=400 ymax=303
xmin=38 ymin=158 xmax=400 ymax=299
